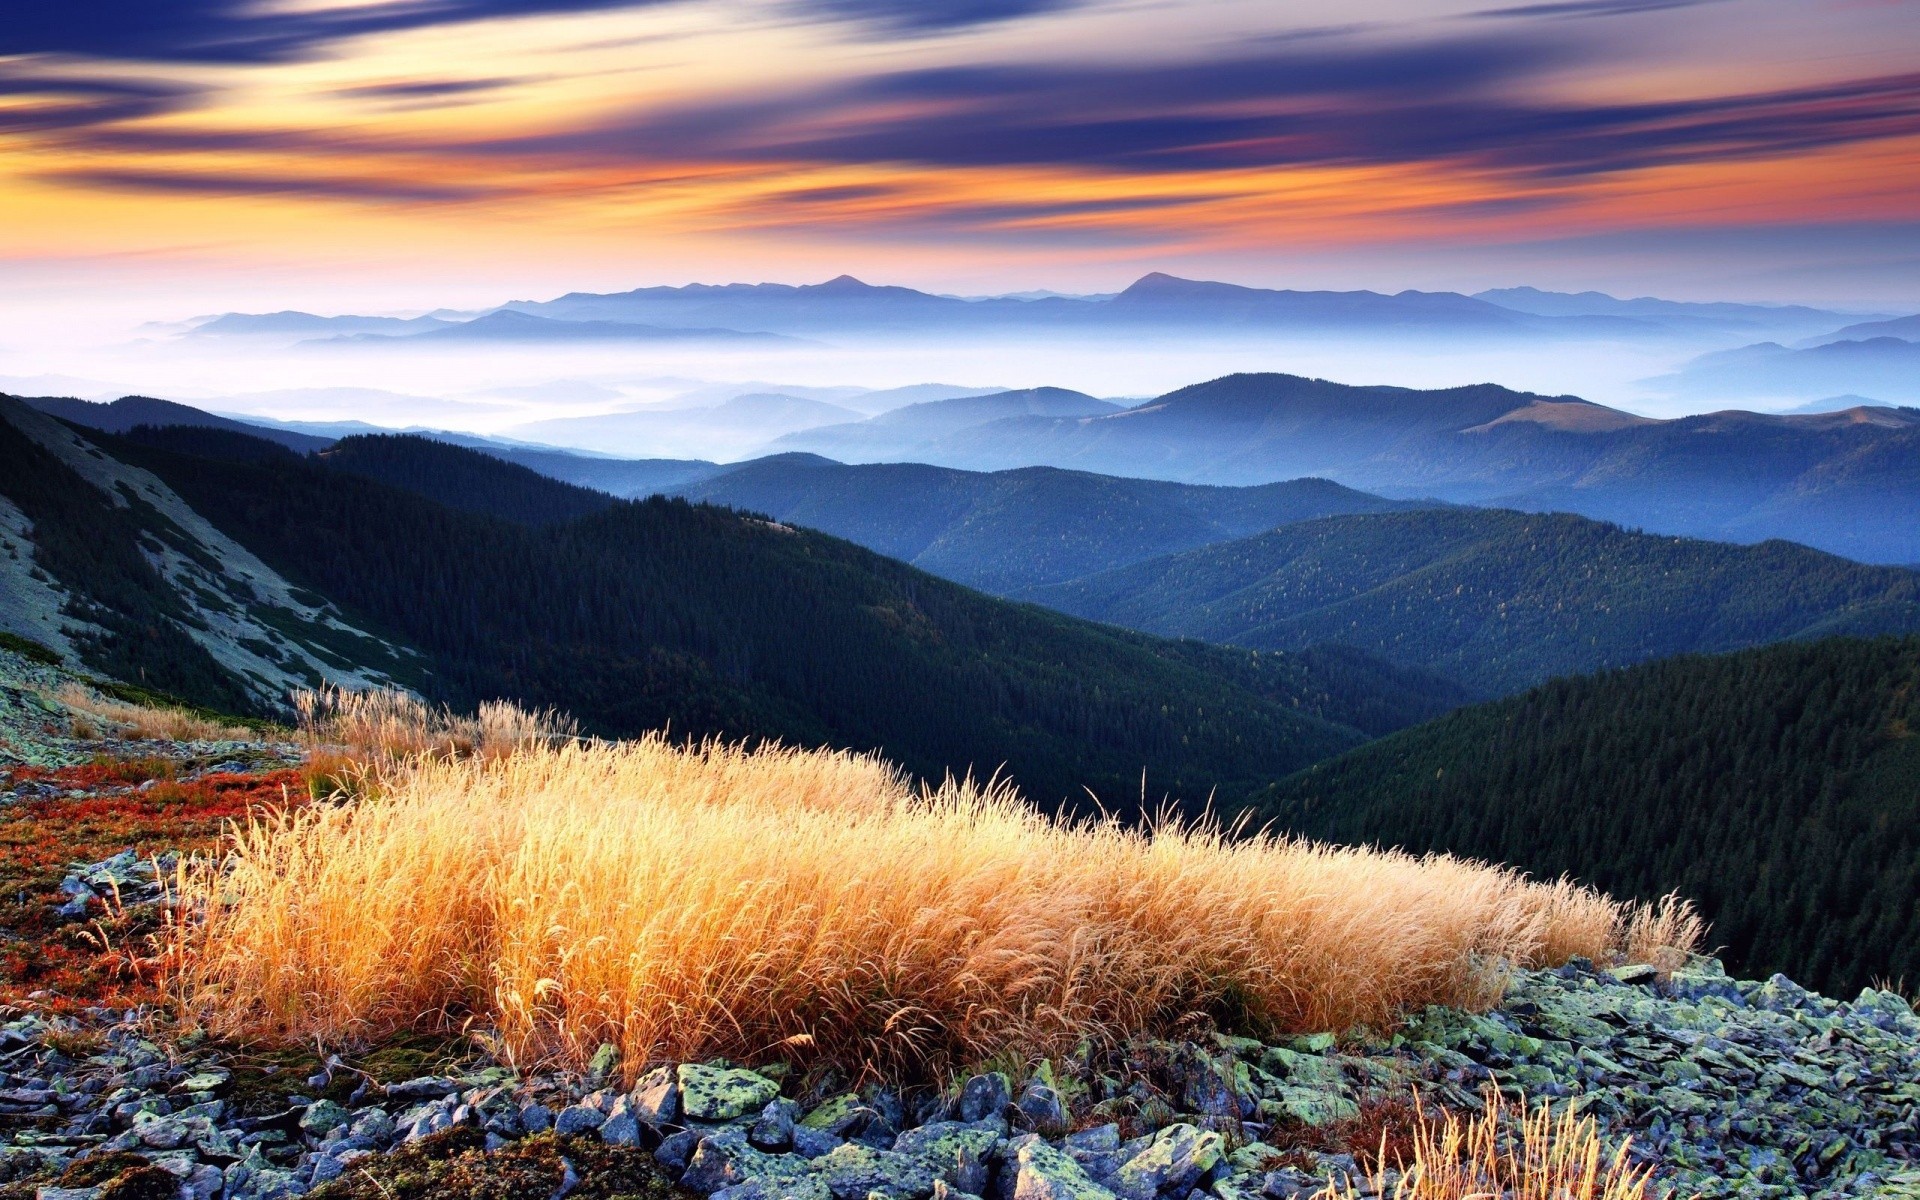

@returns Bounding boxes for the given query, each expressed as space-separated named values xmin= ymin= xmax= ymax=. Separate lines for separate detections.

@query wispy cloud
xmin=0 ymin=0 xmax=1071 ymax=65
xmin=496 ymin=37 xmax=1920 ymax=180
xmin=785 ymin=0 xmax=1082 ymax=33
xmin=1470 ymin=0 xmax=1728 ymax=19
xmin=41 ymin=167 xmax=488 ymax=203
xmin=0 ymin=76 xmax=194 ymax=132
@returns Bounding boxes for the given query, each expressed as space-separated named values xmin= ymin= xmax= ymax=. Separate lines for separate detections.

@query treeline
xmin=1256 ymin=635 xmax=1920 ymax=995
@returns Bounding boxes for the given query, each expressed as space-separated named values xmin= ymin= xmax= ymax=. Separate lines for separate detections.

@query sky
xmin=1 ymin=0 xmax=1917 ymax=329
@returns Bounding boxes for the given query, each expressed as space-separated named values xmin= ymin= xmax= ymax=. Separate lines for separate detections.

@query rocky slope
xmin=0 ymin=397 xmax=418 ymax=715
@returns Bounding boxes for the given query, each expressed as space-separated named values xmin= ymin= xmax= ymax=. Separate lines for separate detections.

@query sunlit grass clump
xmin=56 ymin=682 xmax=255 ymax=743
xmin=1323 ymin=1090 xmax=1668 ymax=1200
xmin=176 ymin=736 xmax=1699 ymax=1079
xmin=293 ymin=684 xmax=577 ymax=763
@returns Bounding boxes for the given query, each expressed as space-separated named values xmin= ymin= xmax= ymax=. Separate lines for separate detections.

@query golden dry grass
xmin=292 ymin=684 xmax=577 ymax=763
xmin=55 ymin=683 xmax=255 ymax=742
xmin=174 ymin=736 xmax=1699 ymax=1081
xmin=1321 ymin=1090 xmax=1672 ymax=1200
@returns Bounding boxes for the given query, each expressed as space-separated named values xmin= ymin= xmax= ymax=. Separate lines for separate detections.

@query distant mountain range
xmin=177 ymin=274 xmax=1897 ymax=348
xmin=1024 ymin=508 xmax=1920 ymax=695
xmin=1652 ymin=337 xmax=1920 ymax=404
xmin=763 ymin=372 xmax=1920 ymax=564
xmin=26 ymin=374 xmax=1920 ymax=565
xmin=1472 ymin=287 xmax=1866 ymax=338
xmin=668 ymin=456 xmax=1431 ymax=593
xmin=766 ymin=387 xmax=1120 ymax=462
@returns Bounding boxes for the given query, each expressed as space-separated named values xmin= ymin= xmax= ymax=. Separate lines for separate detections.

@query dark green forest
xmin=98 ymin=426 xmax=1467 ymax=812
xmin=1257 ymin=635 xmax=1920 ymax=996
xmin=1026 ymin=507 xmax=1920 ymax=694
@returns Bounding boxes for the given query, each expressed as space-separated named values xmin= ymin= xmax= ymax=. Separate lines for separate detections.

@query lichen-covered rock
xmin=892 ymin=1119 xmax=1003 ymax=1193
xmin=1106 ymin=1124 xmax=1222 ymax=1200
xmin=680 ymin=1126 xmax=812 ymax=1194
xmin=816 ymin=1141 xmax=938 ymax=1200
xmin=1009 ymin=1136 xmax=1117 ymax=1200
xmin=679 ymin=1065 xmax=783 ymax=1123
xmin=752 ymin=1098 xmax=802 ymax=1151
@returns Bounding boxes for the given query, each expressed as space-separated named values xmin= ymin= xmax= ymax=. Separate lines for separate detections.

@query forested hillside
xmin=1257 ymin=636 xmax=1920 ymax=995
xmin=674 ymin=457 xmax=1427 ymax=592
xmin=1026 ymin=508 xmax=1920 ymax=694
xmin=99 ymin=426 xmax=1467 ymax=810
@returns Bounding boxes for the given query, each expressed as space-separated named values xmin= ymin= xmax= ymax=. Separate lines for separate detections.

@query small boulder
xmin=954 ymin=1075 xmax=1011 ymax=1124
xmin=817 ymin=1142 xmax=938 ymax=1200
xmin=634 ymin=1065 xmax=682 ymax=1126
xmin=1009 ymin=1138 xmax=1119 ymax=1200
xmin=753 ymin=1098 xmax=803 ymax=1151
xmin=892 ymin=1120 xmax=1003 ymax=1194
xmin=681 ymin=1065 xmax=783 ymax=1122
xmin=1014 ymin=1084 xmax=1067 ymax=1133
xmin=601 ymin=1095 xmax=645 ymax=1147
xmin=1108 ymin=1124 xmax=1223 ymax=1200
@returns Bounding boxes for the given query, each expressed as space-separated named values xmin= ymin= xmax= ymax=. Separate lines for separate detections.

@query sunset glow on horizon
xmin=1 ymin=0 xmax=1916 ymax=320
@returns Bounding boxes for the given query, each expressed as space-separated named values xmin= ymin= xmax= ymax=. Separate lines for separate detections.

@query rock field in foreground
xmin=0 ymin=952 xmax=1916 ymax=1200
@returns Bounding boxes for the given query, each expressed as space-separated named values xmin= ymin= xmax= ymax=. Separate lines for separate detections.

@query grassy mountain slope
xmin=1026 ymin=508 xmax=1920 ymax=695
xmin=100 ymin=427 xmax=1469 ymax=811
xmin=0 ymin=400 xmax=416 ymax=713
xmin=1254 ymin=636 xmax=1920 ymax=996
xmin=674 ymin=456 xmax=1429 ymax=592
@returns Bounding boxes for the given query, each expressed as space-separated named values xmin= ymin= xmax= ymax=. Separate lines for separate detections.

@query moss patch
xmin=309 ymin=1129 xmax=693 ymax=1200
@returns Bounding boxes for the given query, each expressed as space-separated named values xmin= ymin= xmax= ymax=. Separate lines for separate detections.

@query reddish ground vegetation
xmin=0 ymin=763 xmax=309 ymax=1009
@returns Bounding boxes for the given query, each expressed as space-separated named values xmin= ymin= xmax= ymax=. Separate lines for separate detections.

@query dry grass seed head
xmin=174 ymin=737 xmax=1699 ymax=1082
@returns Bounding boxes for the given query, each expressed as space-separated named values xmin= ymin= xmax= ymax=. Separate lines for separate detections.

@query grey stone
xmin=892 ymin=1120 xmax=1004 ymax=1194
xmin=601 ymin=1095 xmax=645 ymax=1147
xmin=817 ymin=1142 xmax=939 ymax=1200
xmin=1108 ymin=1124 xmax=1224 ymax=1200
xmin=657 ymin=1128 xmax=704 ymax=1173
xmin=682 ymin=1127 xmax=815 ymax=1194
xmin=793 ymin=1125 xmax=844 ymax=1159
xmin=1009 ymin=1137 xmax=1119 ymax=1200
xmin=679 ymin=1065 xmax=782 ymax=1122
xmin=1014 ymin=1084 xmax=1067 ymax=1133
xmin=1062 ymin=1126 xmax=1119 ymax=1155
xmin=555 ymin=1103 xmax=606 ymax=1136
xmin=752 ymin=1097 xmax=802 ymax=1151
xmin=954 ymin=1074 xmax=1011 ymax=1124
xmin=713 ymin=1176 xmax=833 ymax=1200
xmin=633 ymin=1075 xmax=679 ymax=1128
xmin=299 ymin=1098 xmax=350 ymax=1136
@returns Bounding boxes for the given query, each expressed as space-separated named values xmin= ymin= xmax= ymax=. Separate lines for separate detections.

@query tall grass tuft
xmin=55 ymin=683 xmax=254 ymax=742
xmin=1321 ymin=1089 xmax=1671 ymax=1200
xmin=292 ymin=685 xmax=577 ymax=763
xmin=175 ymin=737 xmax=1699 ymax=1080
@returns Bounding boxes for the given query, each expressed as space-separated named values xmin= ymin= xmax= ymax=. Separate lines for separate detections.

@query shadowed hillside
xmin=1255 ymin=636 xmax=1920 ymax=996
xmin=98 ymin=426 xmax=1468 ymax=811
